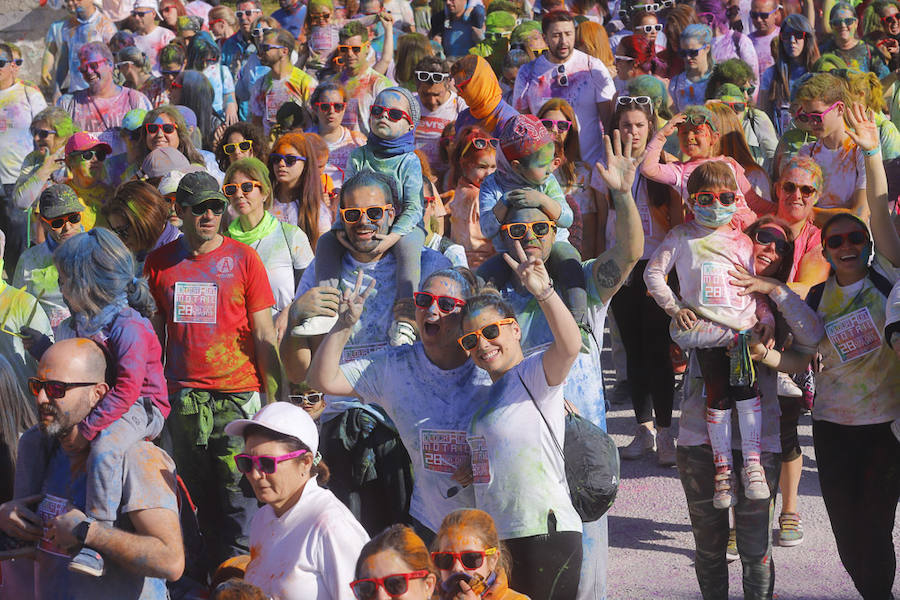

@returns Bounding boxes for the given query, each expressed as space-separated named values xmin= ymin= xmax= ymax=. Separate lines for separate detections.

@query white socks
xmin=735 ymin=397 xmax=762 ymax=466
xmin=706 ymin=407 xmax=732 ymax=473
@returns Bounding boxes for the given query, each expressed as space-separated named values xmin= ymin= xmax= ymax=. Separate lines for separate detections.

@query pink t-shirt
xmin=134 ymin=26 xmax=175 ymax=75
xmin=788 ymin=219 xmax=822 ymax=283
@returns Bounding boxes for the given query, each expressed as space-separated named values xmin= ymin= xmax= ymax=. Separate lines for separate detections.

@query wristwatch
xmin=73 ymin=519 xmax=93 ymax=546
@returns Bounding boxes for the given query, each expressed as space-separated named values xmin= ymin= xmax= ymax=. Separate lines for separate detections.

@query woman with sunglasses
xmin=303 ymin=0 xmax=341 ymax=68
xmin=102 ymin=180 xmax=182 ymax=270
xmin=139 ymin=105 xmax=206 ymax=168
xmin=225 ymin=402 xmax=369 ymax=600
xmin=659 ymin=4 xmax=700 ymax=78
xmin=352 ymin=524 xmax=437 ymax=600
xmin=142 ymin=43 xmax=186 ymax=108
xmin=820 ymin=2 xmax=889 ymax=77
xmin=455 ymin=241 xmax=582 ymax=600
xmin=669 ymin=24 xmax=716 ymax=112
xmin=430 ymin=509 xmax=527 ymax=600
xmin=214 ymin=122 xmax=269 ymax=172
xmin=309 ymin=83 xmax=367 ymax=187
xmin=269 ymin=131 xmax=327 ymax=248
xmin=224 ymin=157 xmax=314 ymax=339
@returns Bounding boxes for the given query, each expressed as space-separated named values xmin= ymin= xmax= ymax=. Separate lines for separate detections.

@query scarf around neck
xmin=366 ymin=129 xmax=417 ymax=157
xmin=227 ymin=210 xmax=280 ymax=245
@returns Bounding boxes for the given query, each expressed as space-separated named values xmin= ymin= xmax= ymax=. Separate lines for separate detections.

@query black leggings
xmin=505 ymin=528 xmax=582 ymax=600
xmin=610 ymin=260 xmax=674 ymax=427
xmin=694 ymin=347 xmax=758 ymax=410
xmin=778 ymin=396 xmax=804 ymax=463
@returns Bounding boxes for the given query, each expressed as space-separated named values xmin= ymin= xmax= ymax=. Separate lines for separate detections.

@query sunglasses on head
xmin=31 ymin=128 xmax=55 ymax=139
xmin=146 ymin=122 xmax=177 ymax=135
xmin=830 ymin=16 xmax=856 ymax=27
xmin=825 ymin=230 xmax=867 ymax=249
xmin=370 ymin=104 xmax=413 ymax=123
xmin=222 ymin=180 xmax=262 ymax=196
xmin=461 ymin=136 xmax=498 ymax=157
xmin=415 ymin=70 xmax=450 ymax=83
xmin=288 ymin=392 xmax=324 ymax=406
xmin=350 ymin=571 xmax=430 ymax=600
xmin=781 ymin=29 xmax=807 ymax=41
xmin=413 ymin=291 xmax=466 ymax=313
xmin=234 ymin=449 xmax=309 ymax=474
xmin=721 ymin=100 xmax=746 ymax=112
xmin=431 ymin=548 xmax=498 ymax=571
xmin=315 ymin=101 xmax=346 ymax=112
xmin=223 ymin=140 xmax=253 ymax=155
xmin=458 ymin=318 xmax=517 ymax=351
xmin=692 ymin=190 xmax=736 ymax=206
xmin=753 ymin=228 xmax=790 ymax=254
xmin=74 ymin=149 xmax=106 ymax=162
xmin=781 ymin=180 xmax=816 ymax=198
xmin=750 ymin=6 xmax=778 ymax=19
xmin=541 ymin=118 xmax=572 ymax=132
xmin=501 ymin=220 xmax=555 ymax=239
xmin=614 ymin=54 xmax=635 ymax=62
xmin=42 ymin=212 xmax=81 ymax=229
xmin=337 ymin=44 xmax=364 ymax=54
xmin=190 ymin=199 xmax=227 ymax=216
xmin=28 ymin=377 xmax=98 ymax=400
xmin=340 ymin=204 xmax=392 ymax=223
xmin=617 ymin=95 xmax=652 ymax=108
xmin=636 ymin=23 xmax=663 ymax=33
xmin=679 ymin=45 xmax=708 ymax=58
xmin=678 ymin=114 xmax=714 ymax=131
xmin=271 ymin=153 xmax=305 ymax=166
xmin=0 ymin=58 xmax=23 ymax=68
xmin=794 ymin=101 xmax=841 ymax=125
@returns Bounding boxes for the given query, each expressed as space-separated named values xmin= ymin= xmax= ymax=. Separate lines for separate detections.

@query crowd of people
xmin=0 ymin=0 xmax=898 ymax=597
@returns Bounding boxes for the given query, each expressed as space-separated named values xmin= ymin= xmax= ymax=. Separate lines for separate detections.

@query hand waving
xmin=595 ymin=129 xmax=638 ymax=195
xmin=503 ymin=239 xmax=552 ymax=298
xmin=336 ymin=271 xmax=375 ymax=329
xmin=845 ymin=102 xmax=879 ymax=153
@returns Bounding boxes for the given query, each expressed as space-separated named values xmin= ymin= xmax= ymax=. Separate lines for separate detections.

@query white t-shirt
xmin=798 ymin=137 xmax=866 ymax=210
xmin=415 ymin=92 xmax=467 ymax=173
xmin=244 ymin=478 xmax=369 ymax=600
xmin=134 ymin=26 xmax=175 ymax=76
xmin=242 ymin=221 xmax=314 ymax=316
xmin=469 ymin=352 xmax=582 ymax=539
xmin=512 ymin=50 xmax=616 ymax=165
xmin=0 ymin=82 xmax=48 ymax=184
xmin=341 ymin=343 xmax=491 ymax=531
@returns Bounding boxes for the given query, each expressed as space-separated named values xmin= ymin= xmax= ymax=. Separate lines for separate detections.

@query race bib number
xmin=173 ymin=282 xmax=218 ymax=323
xmin=467 ymin=436 xmax=491 ymax=484
xmin=700 ymin=262 xmax=743 ymax=309
xmin=343 ymin=97 xmax=359 ymax=128
xmin=340 ymin=342 xmax=387 ymax=363
xmin=37 ymin=494 xmax=69 ymax=557
xmin=825 ymin=307 xmax=881 ymax=363
xmin=421 ymin=429 xmax=471 ymax=473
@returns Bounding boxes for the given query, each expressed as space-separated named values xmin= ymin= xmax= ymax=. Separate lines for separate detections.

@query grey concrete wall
xmin=0 ymin=1 xmax=67 ymax=84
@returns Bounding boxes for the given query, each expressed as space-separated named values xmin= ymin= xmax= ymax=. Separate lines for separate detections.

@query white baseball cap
xmin=133 ymin=0 xmax=161 ymax=18
xmin=225 ymin=402 xmax=319 ymax=455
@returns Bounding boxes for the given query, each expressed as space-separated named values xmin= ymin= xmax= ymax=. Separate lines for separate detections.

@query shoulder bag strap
xmin=518 ymin=371 xmax=565 ymax=460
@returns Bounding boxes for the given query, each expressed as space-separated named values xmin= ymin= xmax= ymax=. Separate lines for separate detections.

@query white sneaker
xmin=290 ymin=314 xmax=338 ymax=337
xmin=388 ymin=320 xmax=417 ymax=346
xmin=620 ymin=426 xmax=656 ymax=460
xmin=713 ymin=470 xmax=736 ymax=509
xmin=777 ymin=372 xmax=803 ymax=398
xmin=742 ymin=463 xmax=770 ymax=500
xmin=656 ymin=427 xmax=677 ymax=466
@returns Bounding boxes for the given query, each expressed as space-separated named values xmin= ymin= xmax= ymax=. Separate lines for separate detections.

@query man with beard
xmin=413 ymin=56 xmax=467 ymax=179
xmin=221 ymin=0 xmax=262 ymax=75
xmin=0 ymin=338 xmax=183 ymax=598
xmin=143 ymin=171 xmax=280 ymax=577
xmin=512 ymin=9 xmax=615 ymax=165
xmin=58 ymin=0 xmax=116 ymax=94
xmin=250 ymin=28 xmax=317 ymax=134
xmin=281 ymin=171 xmax=449 ymax=534
xmin=56 ymin=43 xmax=151 ymax=170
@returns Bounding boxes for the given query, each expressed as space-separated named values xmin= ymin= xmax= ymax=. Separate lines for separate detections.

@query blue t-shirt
xmin=272 ymin=3 xmax=308 ymax=38
xmin=440 ymin=4 xmax=485 ymax=58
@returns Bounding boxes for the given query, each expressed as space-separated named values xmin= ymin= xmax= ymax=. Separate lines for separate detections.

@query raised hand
xmin=660 ymin=112 xmax=687 ymax=137
xmin=595 ymin=129 xmax=638 ymax=195
xmin=503 ymin=239 xmax=552 ymax=298
xmin=336 ymin=270 xmax=375 ymax=329
xmin=845 ymin=102 xmax=879 ymax=153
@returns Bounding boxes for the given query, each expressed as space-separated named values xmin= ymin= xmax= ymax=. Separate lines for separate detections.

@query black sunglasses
xmin=825 ymin=230 xmax=867 ymax=249
xmin=75 ymin=149 xmax=106 ymax=162
xmin=753 ymin=228 xmax=790 ymax=254
xmin=190 ymin=199 xmax=227 ymax=216
xmin=28 ymin=378 xmax=98 ymax=400
xmin=271 ymin=153 xmax=305 ymax=167
xmin=31 ymin=128 xmax=55 ymax=139
xmin=0 ymin=58 xmax=23 ymax=68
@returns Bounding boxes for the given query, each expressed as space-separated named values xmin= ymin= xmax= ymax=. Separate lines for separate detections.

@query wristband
xmin=863 ymin=146 xmax=881 ymax=157
xmin=535 ymin=285 xmax=555 ymax=302
xmin=73 ymin=519 xmax=94 ymax=546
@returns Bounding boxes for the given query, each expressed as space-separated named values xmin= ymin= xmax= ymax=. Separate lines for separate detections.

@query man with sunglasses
xmin=512 ymin=10 xmax=615 ymax=165
xmin=820 ymin=2 xmax=889 ymax=78
xmin=58 ymin=0 xmax=116 ymax=93
xmin=250 ymin=28 xmax=316 ymax=134
xmin=0 ymin=42 xmax=47 ymax=275
xmin=132 ymin=0 xmax=176 ymax=76
xmin=413 ymin=56 xmax=467 ymax=176
xmin=143 ymin=171 xmax=279 ymax=576
xmin=221 ymin=0 xmax=263 ymax=75
xmin=748 ymin=0 xmax=781 ymax=72
xmin=0 ymin=338 xmax=184 ymax=598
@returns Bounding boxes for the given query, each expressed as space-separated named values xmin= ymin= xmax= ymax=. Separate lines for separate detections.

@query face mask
xmin=692 ymin=202 xmax=737 ymax=228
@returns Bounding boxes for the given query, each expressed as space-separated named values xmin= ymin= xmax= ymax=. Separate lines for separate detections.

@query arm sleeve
xmin=27 ymin=86 xmax=48 ymax=118
xmin=855 ymin=146 xmax=867 ymax=190
xmin=754 ymin=293 xmax=776 ymax=328
xmin=478 ymin=175 xmax=504 ymax=240
xmin=289 ymin=225 xmax=315 ymax=270
xmin=339 ymin=350 xmax=389 ymax=404
xmin=12 ymin=155 xmax=47 ymax=210
xmin=591 ymin=60 xmax=616 ymax=102
xmin=643 ymin=231 xmax=683 ymax=317
xmin=769 ymin=284 xmax=825 ymax=348
xmin=391 ymin=155 xmax=425 ymax=235
xmin=640 ymin=134 xmax=681 ymax=186
xmin=511 ymin=63 xmax=530 ymax=113
xmin=543 ymin=176 xmax=572 ymax=228
xmin=222 ymin=67 xmax=236 ymax=97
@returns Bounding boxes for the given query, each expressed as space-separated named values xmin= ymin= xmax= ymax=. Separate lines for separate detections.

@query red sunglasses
xmin=413 ymin=291 xmax=466 ymax=313
xmin=370 ymin=104 xmax=413 ymax=124
xmin=350 ymin=571 xmax=430 ymax=599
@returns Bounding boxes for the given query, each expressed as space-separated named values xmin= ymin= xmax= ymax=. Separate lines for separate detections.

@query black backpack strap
xmin=806 ymin=281 xmax=826 ymax=312
xmin=867 ymin=267 xmax=894 ymax=298
xmin=518 ymin=372 xmax=565 ymax=461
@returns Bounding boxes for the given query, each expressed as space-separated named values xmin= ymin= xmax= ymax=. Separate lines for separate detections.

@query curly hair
xmin=215 ymin=122 xmax=269 ymax=171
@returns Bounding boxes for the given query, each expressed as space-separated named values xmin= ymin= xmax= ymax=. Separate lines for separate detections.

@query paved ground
xmin=601 ymin=377 xmax=900 ymax=600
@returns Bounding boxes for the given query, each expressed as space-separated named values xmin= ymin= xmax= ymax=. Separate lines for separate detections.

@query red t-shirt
xmin=144 ymin=236 xmax=275 ymax=393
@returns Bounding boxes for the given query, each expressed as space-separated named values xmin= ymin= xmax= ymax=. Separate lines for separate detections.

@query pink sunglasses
xmin=234 ymin=449 xmax=308 ymax=474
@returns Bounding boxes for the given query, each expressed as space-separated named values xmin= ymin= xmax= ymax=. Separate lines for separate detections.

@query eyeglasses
xmin=78 ymin=60 xmax=109 ymax=73
xmin=234 ymin=449 xmax=309 ymax=474
xmin=271 ymin=153 xmax=305 ymax=166
xmin=31 ymin=128 xmax=55 ymax=139
xmin=794 ymin=101 xmax=841 ymax=126
xmin=190 ymin=199 xmax=227 ymax=216
xmin=540 ymin=118 xmax=572 ymax=133
xmin=501 ymin=220 xmax=555 ymax=239
xmin=752 ymin=227 xmax=790 ymax=254
xmin=315 ymin=101 xmax=346 ymax=112
xmin=73 ymin=149 xmax=106 ymax=162
xmin=829 ymin=16 xmax=856 ymax=28
xmin=616 ymin=95 xmax=652 ymax=108
xmin=720 ymin=100 xmax=746 ymax=112
xmin=454 ymin=73 xmax=473 ymax=92
xmin=458 ymin=318 xmax=517 ymax=351
xmin=882 ymin=13 xmax=899 ymax=24
xmin=235 ymin=8 xmax=261 ymax=17
xmin=415 ymin=70 xmax=450 ymax=83
xmin=0 ymin=58 xmax=23 ymax=68
xmin=679 ymin=44 xmax=708 ymax=58
xmin=431 ymin=548 xmax=498 ymax=571
xmin=146 ymin=122 xmax=177 ymax=135
xmin=41 ymin=212 xmax=81 ymax=229
xmin=824 ymin=230 xmax=867 ymax=249
xmin=750 ymin=6 xmax=779 ymax=19
xmin=692 ymin=190 xmax=736 ymax=206
xmin=340 ymin=204 xmax=392 ymax=223
xmin=164 ymin=193 xmax=177 ymax=204
xmin=337 ymin=44 xmax=364 ymax=54
xmin=660 ymin=0 xmax=674 ymax=6
xmin=781 ymin=180 xmax=816 ymax=198
xmin=259 ymin=43 xmax=286 ymax=53
xmin=413 ymin=291 xmax=466 ymax=313
xmin=288 ymin=392 xmax=324 ymax=406
xmin=349 ymin=571 xmax=430 ymax=600
xmin=636 ymin=23 xmax=663 ymax=33
xmin=28 ymin=378 xmax=99 ymax=400
xmin=556 ymin=64 xmax=568 ymax=87
xmin=223 ymin=140 xmax=253 ymax=155
xmin=677 ymin=114 xmax=715 ymax=130
xmin=111 ymin=220 xmax=131 ymax=240
xmin=223 ymin=180 xmax=262 ymax=196
xmin=781 ymin=29 xmax=807 ymax=41
xmin=371 ymin=104 xmax=413 ymax=123
xmin=461 ymin=136 xmax=499 ymax=156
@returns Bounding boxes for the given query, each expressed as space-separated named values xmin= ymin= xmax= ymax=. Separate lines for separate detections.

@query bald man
xmin=0 ymin=338 xmax=184 ymax=599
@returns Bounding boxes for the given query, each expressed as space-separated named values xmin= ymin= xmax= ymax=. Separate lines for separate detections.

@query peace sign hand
xmin=336 ymin=270 xmax=376 ymax=329
xmin=503 ymin=239 xmax=552 ymax=298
